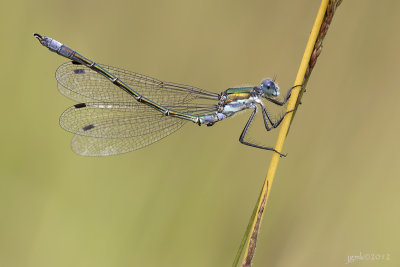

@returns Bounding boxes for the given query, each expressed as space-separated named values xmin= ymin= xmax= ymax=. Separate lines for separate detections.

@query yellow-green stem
xmin=240 ymin=0 xmax=330 ymax=265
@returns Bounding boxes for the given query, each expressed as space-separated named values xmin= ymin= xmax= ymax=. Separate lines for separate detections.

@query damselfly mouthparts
xmin=34 ymin=33 xmax=299 ymax=157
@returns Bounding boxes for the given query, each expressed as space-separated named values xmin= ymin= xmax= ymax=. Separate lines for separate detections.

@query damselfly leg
xmin=239 ymin=84 xmax=302 ymax=157
xmin=239 ymin=107 xmax=296 ymax=157
xmin=265 ymin=84 xmax=302 ymax=106
xmin=261 ymin=107 xmax=297 ymax=130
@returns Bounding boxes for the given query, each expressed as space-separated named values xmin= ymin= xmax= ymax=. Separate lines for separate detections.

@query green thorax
xmin=224 ymin=87 xmax=253 ymax=103
xmin=225 ymin=87 xmax=253 ymax=95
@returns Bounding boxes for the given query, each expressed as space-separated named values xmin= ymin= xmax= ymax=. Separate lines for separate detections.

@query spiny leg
xmin=239 ymin=84 xmax=303 ymax=156
xmin=261 ymin=106 xmax=275 ymax=131
xmin=261 ymin=105 xmax=297 ymax=130
xmin=266 ymin=84 xmax=302 ymax=106
xmin=239 ymin=107 xmax=287 ymax=157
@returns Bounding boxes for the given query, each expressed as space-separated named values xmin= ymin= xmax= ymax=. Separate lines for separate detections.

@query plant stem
xmin=234 ymin=1 xmax=343 ymax=266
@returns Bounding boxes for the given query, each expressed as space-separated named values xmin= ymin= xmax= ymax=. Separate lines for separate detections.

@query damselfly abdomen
xmin=34 ymin=33 xmax=299 ymax=157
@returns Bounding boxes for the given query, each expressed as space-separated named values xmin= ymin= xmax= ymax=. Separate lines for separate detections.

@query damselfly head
xmin=260 ymin=78 xmax=279 ymax=97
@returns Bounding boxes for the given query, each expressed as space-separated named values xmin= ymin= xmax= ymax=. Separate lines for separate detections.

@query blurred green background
xmin=1 ymin=0 xmax=399 ymax=266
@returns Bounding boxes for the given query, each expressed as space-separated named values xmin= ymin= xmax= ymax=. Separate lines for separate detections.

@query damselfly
xmin=34 ymin=33 xmax=299 ymax=157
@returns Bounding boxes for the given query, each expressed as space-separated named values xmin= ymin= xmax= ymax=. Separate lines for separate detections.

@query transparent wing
xmin=55 ymin=62 xmax=220 ymax=156
xmin=71 ymin=121 xmax=184 ymax=156
xmin=60 ymin=102 xmax=186 ymax=156
xmin=56 ymin=62 xmax=219 ymax=104
xmin=60 ymin=102 xmax=186 ymax=138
